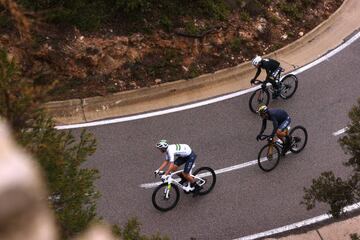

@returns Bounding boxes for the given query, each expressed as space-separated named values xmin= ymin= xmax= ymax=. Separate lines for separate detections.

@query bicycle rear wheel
xmin=152 ymin=183 xmax=180 ymax=212
xmin=249 ymin=88 xmax=270 ymax=113
xmin=193 ymin=167 xmax=216 ymax=195
xmin=279 ymin=74 xmax=298 ymax=99
xmin=289 ymin=126 xmax=308 ymax=153
xmin=258 ymin=143 xmax=280 ymax=172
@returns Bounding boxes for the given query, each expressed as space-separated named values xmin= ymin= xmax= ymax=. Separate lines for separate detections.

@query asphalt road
xmin=80 ymin=37 xmax=360 ymax=239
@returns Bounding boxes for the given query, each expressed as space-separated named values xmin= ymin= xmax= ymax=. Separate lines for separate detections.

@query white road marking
xmin=140 ymin=159 xmax=258 ymax=189
xmin=333 ymin=127 xmax=348 ymax=136
xmin=235 ymin=202 xmax=360 ymax=240
xmin=56 ymin=86 xmax=259 ymax=130
xmin=55 ymin=32 xmax=360 ymax=130
xmin=140 ymin=154 xmax=290 ymax=189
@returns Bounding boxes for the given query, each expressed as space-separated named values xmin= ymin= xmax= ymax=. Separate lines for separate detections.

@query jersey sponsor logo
xmin=176 ymin=144 xmax=181 ymax=151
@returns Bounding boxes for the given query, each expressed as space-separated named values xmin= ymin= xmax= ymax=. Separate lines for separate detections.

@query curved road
xmin=79 ymin=34 xmax=360 ymax=239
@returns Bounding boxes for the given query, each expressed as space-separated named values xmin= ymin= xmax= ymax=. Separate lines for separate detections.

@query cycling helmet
xmin=252 ymin=55 xmax=262 ymax=67
xmin=257 ymin=105 xmax=268 ymax=115
xmin=156 ymin=140 xmax=168 ymax=149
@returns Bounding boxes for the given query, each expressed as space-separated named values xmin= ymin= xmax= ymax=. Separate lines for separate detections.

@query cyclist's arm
xmin=253 ymin=67 xmax=261 ymax=81
xmin=158 ymin=160 xmax=168 ymax=171
xmin=259 ymin=119 xmax=267 ymax=135
xmin=165 ymin=162 xmax=177 ymax=175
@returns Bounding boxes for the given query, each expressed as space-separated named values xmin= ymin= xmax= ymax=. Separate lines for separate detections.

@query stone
xmin=281 ymin=34 xmax=288 ymax=40
xmin=182 ymin=66 xmax=189 ymax=72
xmin=126 ymin=48 xmax=140 ymax=62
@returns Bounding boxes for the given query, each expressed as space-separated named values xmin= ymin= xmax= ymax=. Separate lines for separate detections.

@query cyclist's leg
xmin=182 ymin=152 xmax=197 ymax=183
xmin=277 ymin=117 xmax=292 ymax=145
xmin=267 ymin=76 xmax=280 ymax=99
xmin=174 ymin=157 xmax=187 ymax=183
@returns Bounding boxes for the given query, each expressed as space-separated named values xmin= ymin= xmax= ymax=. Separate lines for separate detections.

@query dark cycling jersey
xmin=253 ymin=58 xmax=280 ymax=81
xmin=259 ymin=108 xmax=290 ymax=137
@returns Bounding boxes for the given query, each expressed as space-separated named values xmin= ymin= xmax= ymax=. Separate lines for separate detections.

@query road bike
xmin=257 ymin=125 xmax=308 ymax=172
xmin=249 ymin=69 xmax=298 ymax=113
xmin=152 ymin=165 xmax=216 ymax=212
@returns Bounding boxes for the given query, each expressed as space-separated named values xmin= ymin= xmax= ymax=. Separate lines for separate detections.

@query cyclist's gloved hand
xmin=154 ymin=169 xmax=160 ymax=175
xmin=256 ymin=134 xmax=261 ymax=141
xmin=161 ymin=175 xmax=169 ymax=181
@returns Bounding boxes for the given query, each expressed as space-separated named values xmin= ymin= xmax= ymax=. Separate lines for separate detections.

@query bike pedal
xmin=183 ymin=185 xmax=194 ymax=192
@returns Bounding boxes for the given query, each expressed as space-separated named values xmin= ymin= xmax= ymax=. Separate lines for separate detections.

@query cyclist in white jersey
xmin=154 ymin=140 xmax=202 ymax=194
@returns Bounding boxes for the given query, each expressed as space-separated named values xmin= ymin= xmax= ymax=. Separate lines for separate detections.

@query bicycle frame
xmin=262 ymin=125 xmax=291 ymax=153
xmin=160 ymin=164 xmax=207 ymax=195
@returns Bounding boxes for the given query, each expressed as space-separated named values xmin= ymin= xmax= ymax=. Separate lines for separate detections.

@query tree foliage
xmin=302 ymin=99 xmax=360 ymax=217
xmin=16 ymin=0 xmax=229 ymax=31
xmin=113 ymin=218 xmax=169 ymax=240
xmin=0 ymin=49 xmax=100 ymax=239
xmin=0 ymin=47 xmax=170 ymax=239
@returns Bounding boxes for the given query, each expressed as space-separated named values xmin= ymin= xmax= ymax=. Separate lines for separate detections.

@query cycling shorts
xmin=174 ymin=152 xmax=196 ymax=173
xmin=278 ymin=117 xmax=291 ymax=131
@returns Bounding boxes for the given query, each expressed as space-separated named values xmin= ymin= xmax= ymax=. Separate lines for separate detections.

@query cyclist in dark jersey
xmin=251 ymin=56 xmax=283 ymax=99
xmin=256 ymin=105 xmax=292 ymax=152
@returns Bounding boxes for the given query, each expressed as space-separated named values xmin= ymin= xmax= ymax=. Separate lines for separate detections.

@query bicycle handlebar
xmin=258 ymin=134 xmax=273 ymax=141
xmin=154 ymin=170 xmax=165 ymax=178
xmin=250 ymin=79 xmax=266 ymax=86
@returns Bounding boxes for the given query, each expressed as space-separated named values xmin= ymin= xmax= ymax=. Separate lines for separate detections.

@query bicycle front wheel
xmin=279 ymin=74 xmax=298 ymax=99
xmin=249 ymin=88 xmax=270 ymax=113
xmin=289 ymin=126 xmax=308 ymax=153
xmin=152 ymin=183 xmax=180 ymax=212
xmin=193 ymin=167 xmax=216 ymax=195
xmin=258 ymin=143 xmax=280 ymax=172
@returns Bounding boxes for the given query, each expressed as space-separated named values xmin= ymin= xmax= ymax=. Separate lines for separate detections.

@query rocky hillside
xmin=0 ymin=0 xmax=343 ymax=100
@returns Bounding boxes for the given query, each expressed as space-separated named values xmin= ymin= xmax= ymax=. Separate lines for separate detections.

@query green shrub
xmin=279 ymin=2 xmax=303 ymax=21
xmin=0 ymin=14 xmax=11 ymax=29
xmin=239 ymin=0 xmax=265 ymax=17
xmin=197 ymin=0 xmax=229 ymax=20
xmin=115 ymin=0 xmax=150 ymax=13
xmin=160 ymin=16 xmax=173 ymax=32
xmin=239 ymin=11 xmax=251 ymax=22
xmin=230 ymin=37 xmax=243 ymax=52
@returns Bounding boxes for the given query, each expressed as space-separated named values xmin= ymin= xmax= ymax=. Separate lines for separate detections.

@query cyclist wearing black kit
xmin=251 ymin=56 xmax=283 ymax=98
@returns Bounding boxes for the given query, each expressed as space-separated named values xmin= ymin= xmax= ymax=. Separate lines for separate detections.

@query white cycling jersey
xmin=165 ymin=144 xmax=192 ymax=163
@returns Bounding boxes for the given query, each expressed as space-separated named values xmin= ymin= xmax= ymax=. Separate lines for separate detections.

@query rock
xmin=157 ymin=39 xmax=173 ymax=48
xmin=182 ymin=66 xmax=189 ymax=72
xmin=259 ymin=17 xmax=267 ymax=24
xmin=129 ymin=33 xmax=144 ymax=43
xmin=256 ymin=17 xmax=268 ymax=33
xmin=182 ymin=57 xmax=193 ymax=67
xmin=256 ymin=24 xmax=265 ymax=33
xmin=155 ymin=78 xmax=162 ymax=84
xmin=116 ymin=36 xmax=129 ymax=44
xmin=118 ymin=80 xmax=126 ymax=88
xmin=129 ymin=81 xmax=138 ymax=88
xmin=126 ymin=48 xmax=140 ymax=62
xmin=112 ymin=43 xmax=128 ymax=57
xmin=98 ymin=55 xmax=118 ymax=75
xmin=281 ymin=34 xmax=288 ymax=40
xmin=211 ymin=33 xmax=225 ymax=46
xmin=299 ymin=31 xmax=304 ymax=37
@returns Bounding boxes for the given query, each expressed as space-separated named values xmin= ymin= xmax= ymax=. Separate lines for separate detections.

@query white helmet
xmin=156 ymin=140 xmax=168 ymax=149
xmin=252 ymin=55 xmax=262 ymax=67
